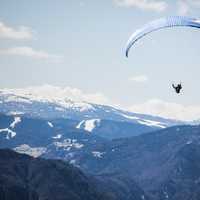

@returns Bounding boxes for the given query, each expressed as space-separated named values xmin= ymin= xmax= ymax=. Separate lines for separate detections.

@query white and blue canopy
xmin=125 ymin=16 xmax=200 ymax=57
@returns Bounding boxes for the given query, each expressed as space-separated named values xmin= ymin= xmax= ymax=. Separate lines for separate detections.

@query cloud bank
xmin=129 ymin=99 xmax=200 ymax=121
xmin=0 ymin=22 xmax=33 ymax=40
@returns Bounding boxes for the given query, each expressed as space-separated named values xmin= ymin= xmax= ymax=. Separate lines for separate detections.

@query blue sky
xmin=1 ymin=0 xmax=200 ymax=120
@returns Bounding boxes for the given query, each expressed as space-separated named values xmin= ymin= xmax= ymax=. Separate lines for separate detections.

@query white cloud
xmin=0 ymin=46 xmax=63 ymax=63
xmin=177 ymin=0 xmax=190 ymax=15
xmin=176 ymin=0 xmax=200 ymax=15
xmin=0 ymin=22 xmax=33 ymax=40
xmin=129 ymin=99 xmax=200 ymax=121
xmin=114 ymin=0 xmax=168 ymax=12
xmin=129 ymin=75 xmax=148 ymax=83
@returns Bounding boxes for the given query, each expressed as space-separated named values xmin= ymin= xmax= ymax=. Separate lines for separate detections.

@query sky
xmin=0 ymin=0 xmax=200 ymax=121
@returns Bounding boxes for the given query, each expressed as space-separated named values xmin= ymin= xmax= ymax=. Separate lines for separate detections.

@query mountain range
xmin=0 ymin=149 xmax=151 ymax=200
xmin=1 ymin=86 xmax=200 ymax=200
xmin=0 ymin=85 xmax=182 ymax=140
xmin=1 ymin=112 xmax=200 ymax=199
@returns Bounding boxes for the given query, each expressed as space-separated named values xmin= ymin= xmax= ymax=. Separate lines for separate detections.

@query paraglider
xmin=125 ymin=16 xmax=200 ymax=57
xmin=172 ymin=83 xmax=182 ymax=94
xmin=125 ymin=16 xmax=200 ymax=94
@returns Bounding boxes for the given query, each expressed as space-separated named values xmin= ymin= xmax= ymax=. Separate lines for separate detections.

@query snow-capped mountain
xmin=0 ymin=85 xmax=181 ymax=130
xmin=1 ymin=107 xmax=200 ymax=200
xmin=0 ymin=86 xmax=198 ymax=200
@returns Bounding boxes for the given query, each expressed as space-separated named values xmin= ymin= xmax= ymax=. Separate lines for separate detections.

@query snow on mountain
xmin=137 ymin=119 xmax=166 ymax=128
xmin=76 ymin=121 xmax=84 ymax=129
xmin=0 ymin=128 xmax=16 ymax=139
xmin=76 ymin=119 xmax=101 ymax=132
xmin=92 ymin=151 xmax=105 ymax=158
xmin=0 ymin=85 xmax=182 ymax=129
xmin=8 ymin=111 xmax=25 ymax=115
xmin=14 ymin=144 xmax=47 ymax=157
xmin=10 ymin=117 xmax=21 ymax=129
xmin=121 ymin=113 xmax=166 ymax=128
xmin=47 ymin=121 xmax=54 ymax=128
xmin=0 ymin=85 xmax=97 ymax=111
xmin=53 ymin=139 xmax=84 ymax=151
xmin=4 ymin=95 xmax=32 ymax=104
xmin=0 ymin=116 xmax=21 ymax=139
xmin=120 ymin=113 xmax=139 ymax=120
xmin=52 ymin=134 xmax=62 ymax=139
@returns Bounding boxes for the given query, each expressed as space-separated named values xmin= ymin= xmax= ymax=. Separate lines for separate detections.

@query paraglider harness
xmin=172 ymin=83 xmax=182 ymax=94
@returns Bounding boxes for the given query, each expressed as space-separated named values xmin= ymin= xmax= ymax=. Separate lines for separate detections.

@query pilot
xmin=172 ymin=83 xmax=182 ymax=94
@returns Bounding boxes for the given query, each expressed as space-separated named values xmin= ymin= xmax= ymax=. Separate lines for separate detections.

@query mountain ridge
xmin=0 ymin=149 xmax=148 ymax=200
xmin=0 ymin=85 xmax=182 ymax=129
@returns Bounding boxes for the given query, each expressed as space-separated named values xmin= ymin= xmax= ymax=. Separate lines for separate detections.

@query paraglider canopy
xmin=125 ymin=16 xmax=200 ymax=57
